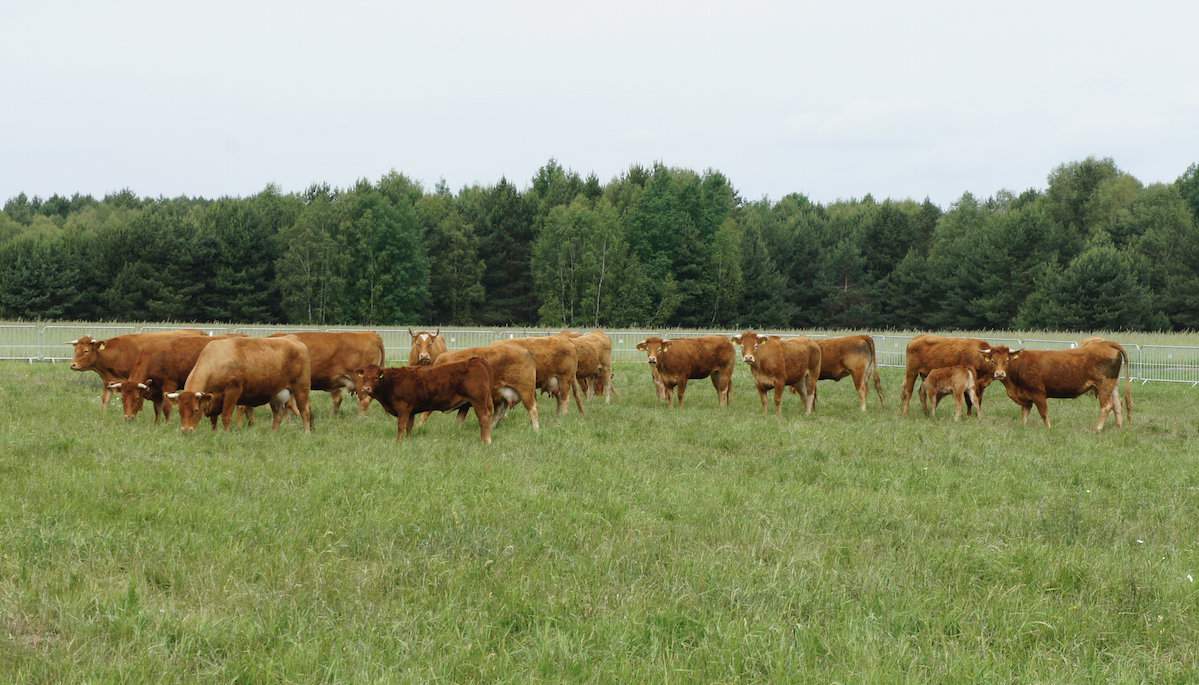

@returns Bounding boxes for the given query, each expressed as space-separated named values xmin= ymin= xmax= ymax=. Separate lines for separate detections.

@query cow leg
xmin=221 ymin=389 xmax=241 ymax=431
xmin=457 ymin=406 xmax=469 ymax=425
xmin=900 ymin=369 xmax=920 ymax=416
xmin=396 ymin=413 xmax=409 ymax=441
xmin=967 ymin=388 xmax=980 ymax=419
xmin=1112 ymin=386 xmax=1125 ymax=428
xmin=953 ymin=390 xmax=963 ymax=422
xmin=1034 ymin=398 xmax=1051 ymax=428
xmin=851 ymin=367 xmax=867 ymax=411
xmin=756 ymin=386 xmax=769 ymax=414
xmin=415 ymin=412 xmax=433 ymax=429
xmin=473 ymin=399 xmax=493 ymax=445
xmin=676 ymin=379 xmax=689 ymax=409
xmin=571 ymin=377 xmax=586 ymax=415
xmin=971 ymin=382 xmax=987 ymax=416
xmin=603 ymin=369 xmax=614 ymax=404
xmin=806 ymin=374 xmax=818 ymax=414
xmin=270 ymin=396 xmax=289 ymax=429
xmin=210 ymin=414 xmax=219 ymax=431
xmin=773 ymin=384 xmax=785 ymax=417
xmin=295 ymin=388 xmax=313 ymax=433
xmin=516 ymin=386 xmax=540 ymax=431
xmin=919 ymin=386 xmax=930 ymax=416
xmin=330 ymin=388 xmax=343 ymax=417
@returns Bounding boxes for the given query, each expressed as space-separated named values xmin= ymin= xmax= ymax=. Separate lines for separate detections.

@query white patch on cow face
xmin=420 ymin=334 xmax=428 ymax=341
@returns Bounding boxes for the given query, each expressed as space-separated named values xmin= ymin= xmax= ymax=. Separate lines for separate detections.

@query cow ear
xmin=636 ymin=341 xmax=646 ymax=351
xmin=661 ymin=342 xmax=670 ymax=351
xmin=1011 ymin=350 xmax=1022 ymax=359
xmin=757 ymin=334 xmax=769 ymax=343
xmin=729 ymin=336 xmax=739 ymax=344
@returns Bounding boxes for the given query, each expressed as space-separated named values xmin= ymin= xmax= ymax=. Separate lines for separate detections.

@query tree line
xmin=2 ymin=157 xmax=1198 ymax=331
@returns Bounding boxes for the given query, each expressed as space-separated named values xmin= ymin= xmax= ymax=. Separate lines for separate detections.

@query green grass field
xmin=2 ymin=362 xmax=1199 ymax=683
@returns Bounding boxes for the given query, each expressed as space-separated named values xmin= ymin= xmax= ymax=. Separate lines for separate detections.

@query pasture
xmin=2 ymin=361 xmax=1199 ymax=682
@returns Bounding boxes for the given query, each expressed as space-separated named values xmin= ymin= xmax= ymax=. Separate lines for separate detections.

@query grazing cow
xmin=110 ymin=334 xmax=243 ymax=422
xmin=817 ymin=335 xmax=884 ymax=411
xmin=357 ymin=358 xmax=495 ymax=444
xmin=507 ymin=336 xmax=585 ymax=415
xmin=68 ymin=329 xmax=204 ymax=407
xmin=374 ymin=343 xmax=540 ymax=431
xmin=408 ymin=328 xmax=448 ymax=366
xmin=635 ymin=336 xmax=735 ymax=408
xmin=560 ymin=330 xmax=614 ymax=403
xmin=269 ymin=331 xmax=384 ymax=415
xmin=981 ymin=339 xmax=1132 ymax=430
xmin=919 ymin=366 xmax=980 ymax=421
xmin=167 ymin=335 xmax=313 ymax=433
xmin=900 ymin=335 xmax=995 ymax=417
xmin=731 ymin=332 xmax=821 ymax=415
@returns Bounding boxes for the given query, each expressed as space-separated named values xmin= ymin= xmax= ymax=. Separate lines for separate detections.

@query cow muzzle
xmin=993 ymin=371 xmax=1006 ymax=380
xmin=180 ymin=426 xmax=195 ymax=434
xmin=418 ymin=354 xmax=431 ymax=364
xmin=743 ymin=354 xmax=755 ymax=364
xmin=70 ymin=362 xmax=81 ymax=370
xmin=647 ymin=357 xmax=657 ymax=365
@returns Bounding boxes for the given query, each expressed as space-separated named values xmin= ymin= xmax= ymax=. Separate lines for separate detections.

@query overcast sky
xmin=2 ymin=1 xmax=1196 ymax=206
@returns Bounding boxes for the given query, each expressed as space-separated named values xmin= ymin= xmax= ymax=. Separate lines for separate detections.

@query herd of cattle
xmin=64 ymin=328 xmax=1134 ymax=443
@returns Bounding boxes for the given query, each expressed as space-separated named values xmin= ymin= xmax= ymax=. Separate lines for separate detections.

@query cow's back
xmin=663 ymin=336 xmax=734 ymax=378
xmin=274 ymin=331 xmax=383 ymax=388
xmin=907 ymin=335 xmax=989 ymax=372
xmin=188 ymin=336 xmax=309 ymax=399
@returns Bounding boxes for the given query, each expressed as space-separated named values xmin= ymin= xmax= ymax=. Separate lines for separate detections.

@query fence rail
xmin=5 ymin=322 xmax=1198 ymax=386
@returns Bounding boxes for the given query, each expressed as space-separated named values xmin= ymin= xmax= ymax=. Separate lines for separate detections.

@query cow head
xmin=980 ymin=346 xmax=1021 ymax=381
xmin=110 ymin=379 xmax=153 ymax=420
xmin=353 ymin=364 xmax=385 ymax=410
xmin=731 ymin=331 xmax=771 ymax=365
xmin=409 ymin=329 xmax=440 ymax=365
xmin=636 ymin=337 xmax=670 ymax=366
xmin=68 ymin=336 xmax=105 ymax=371
xmin=166 ymin=390 xmax=220 ymax=432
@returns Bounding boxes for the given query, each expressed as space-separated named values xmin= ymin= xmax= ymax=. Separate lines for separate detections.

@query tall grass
xmin=2 ymin=363 xmax=1198 ymax=682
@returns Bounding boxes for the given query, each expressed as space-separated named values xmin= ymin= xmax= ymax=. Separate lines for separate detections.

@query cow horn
xmin=980 ymin=347 xmax=991 ymax=354
xmin=67 ymin=339 xmax=78 ymax=345
xmin=433 ymin=328 xmax=439 ymax=337
xmin=107 ymin=382 xmax=122 ymax=389
xmin=408 ymin=328 xmax=416 ymax=337
xmin=165 ymin=392 xmax=180 ymax=400
xmin=137 ymin=382 xmax=148 ymax=390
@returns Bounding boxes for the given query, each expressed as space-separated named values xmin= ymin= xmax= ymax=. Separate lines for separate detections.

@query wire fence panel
xmin=3 ymin=322 xmax=1198 ymax=385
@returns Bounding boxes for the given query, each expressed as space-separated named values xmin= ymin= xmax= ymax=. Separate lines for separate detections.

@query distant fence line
xmin=2 ymin=322 xmax=1197 ymax=386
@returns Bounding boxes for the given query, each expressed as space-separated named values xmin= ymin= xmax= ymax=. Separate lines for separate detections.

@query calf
xmin=359 ymin=358 xmax=494 ymax=444
xmin=901 ymin=335 xmax=995 ymax=417
xmin=167 ymin=335 xmax=313 ymax=433
xmin=507 ymin=336 xmax=585 ymax=415
xmin=635 ymin=336 xmax=734 ymax=408
xmin=817 ymin=335 xmax=884 ymax=411
xmin=918 ymin=366 xmax=979 ymax=421
xmin=981 ymin=339 xmax=1132 ymax=430
xmin=408 ymin=328 xmax=448 ymax=366
xmin=732 ymin=332 xmax=820 ymax=416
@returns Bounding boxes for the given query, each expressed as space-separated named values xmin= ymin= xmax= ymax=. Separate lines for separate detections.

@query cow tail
xmin=865 ymin=335 xmax=884 ymax=406
xmin=1119 ymin=344 xmax=1133 ymax=423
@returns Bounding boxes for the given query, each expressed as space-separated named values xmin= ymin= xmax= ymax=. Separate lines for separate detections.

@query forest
xmin=1 ymin=157 xmax=1197 ymax=331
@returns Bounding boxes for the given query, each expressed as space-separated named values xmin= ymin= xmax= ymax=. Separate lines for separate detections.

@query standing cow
xmin=168 ymin=335 xmax=313 ymax=433
xmin=560 ymin=330 xmax=615 ymax=403
xmin=68 ymin=329 xmax=204 ymax=407
xmin=408 ymin=329 xmax=448 ymax=366
xmin=357 ymin=358 xmax=495 ymax=444
xmin=732 ymin=332 xmax=821 ymax=416
xmin=507 ymin=336 xmax=585 ymax=415
xmin=635 ymin=336 xmax=735 ymax=408
xmin=981 ymin=338 xmax=1132 ymax=430
xmin=900 ymin=335 xmax=995 ymax=417
xmin=817 ymin=335 xmax=884 ymax=411
xmin=269 ymin=331 xmax=384 ymax=415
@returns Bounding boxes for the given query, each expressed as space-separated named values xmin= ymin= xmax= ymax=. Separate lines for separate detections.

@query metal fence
xmin=5 ymin=321 xmax=1198 ymax=386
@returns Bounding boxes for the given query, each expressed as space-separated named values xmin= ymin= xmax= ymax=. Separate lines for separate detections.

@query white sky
xmin=2 ymin=0 xmax=1196 ymax=206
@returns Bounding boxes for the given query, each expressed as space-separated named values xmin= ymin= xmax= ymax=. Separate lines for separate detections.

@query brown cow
xmin=377 ymin=343 xmax=540 ymax=431
xmin=167 ymin=335 xmax=313 ymax=433
xmin=110 ymin=334 xmax=244 ymax=422
xmin=68 ymin=329 xmax=204 ymax=407
xmin=560 ymin=330 xmax=614 ymax=403
xmin=269 ymin=331 xmax=384 ymax=415
xmin=507 ymin=336 xmax=585 ymax=415
xmin=635 ymin=336 xmax=734 ymax=408
xmin=357 ymin=358 xmax=495 ymax=444
xmin=919 ymin=366 xmax=980 ymax=421
xmin=900 ymin=335 xmax=995 ymax=417
xmin=408 ymin=328 xmax=448 ymax=366
xmin=732 ymin=332 xmax=820 ymax=415
xmin=817 ymin=335 xmax=884 ymax=411
xmin=981 ymin=339 xmax=1132 ymax=430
